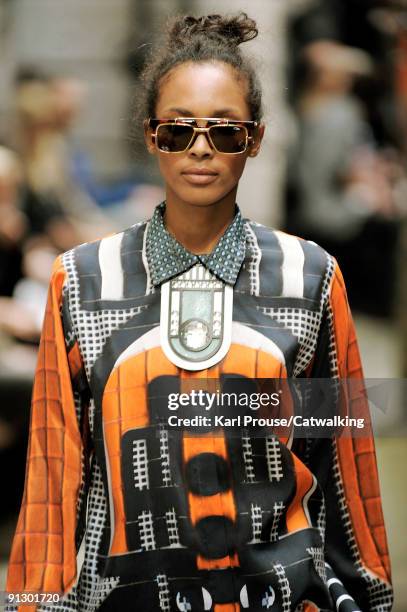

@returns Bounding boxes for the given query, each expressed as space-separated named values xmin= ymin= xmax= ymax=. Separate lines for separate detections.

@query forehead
xmin=155 ymin=61 xmax=250 ymax=119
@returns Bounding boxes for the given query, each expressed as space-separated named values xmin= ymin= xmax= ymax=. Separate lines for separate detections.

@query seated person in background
xmin=0 ymin=146 xmax=45 ymax=361
xmin=15 ymin=67 xmax=114 ymax=248
xmin=0 ymin=146 xmax=26 ymax=298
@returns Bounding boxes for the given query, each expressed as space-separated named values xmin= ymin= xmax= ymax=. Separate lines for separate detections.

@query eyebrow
xmin=165 ymin=107 xmax=243 ymax=119
xmin=213 ymin=109 xmax=242 ymax=119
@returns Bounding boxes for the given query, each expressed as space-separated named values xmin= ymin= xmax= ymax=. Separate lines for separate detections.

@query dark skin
xmin=145 ymin=61 xmax=265 ymax=254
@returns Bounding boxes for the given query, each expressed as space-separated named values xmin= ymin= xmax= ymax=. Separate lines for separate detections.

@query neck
xmin=164 ymin=190 xmax=237 ymax=254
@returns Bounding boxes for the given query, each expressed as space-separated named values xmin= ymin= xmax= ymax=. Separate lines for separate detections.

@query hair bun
xmin=168 ymin=13 xmax=258 ymax=48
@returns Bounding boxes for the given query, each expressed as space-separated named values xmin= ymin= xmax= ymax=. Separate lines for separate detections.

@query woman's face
xmin=145 ymin=61 xmax=263 ymax=210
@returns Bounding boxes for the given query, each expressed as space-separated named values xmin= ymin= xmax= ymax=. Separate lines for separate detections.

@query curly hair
xmin=139 ymin=12 xmax=263 ymax=122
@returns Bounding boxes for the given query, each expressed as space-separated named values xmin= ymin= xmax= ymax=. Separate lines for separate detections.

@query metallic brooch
xmin=160 ymin=264 xmax=233 ymax=370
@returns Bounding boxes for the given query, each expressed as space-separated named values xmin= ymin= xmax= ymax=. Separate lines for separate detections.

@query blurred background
xmin=0 ymin=0 xmax=406 ymax=608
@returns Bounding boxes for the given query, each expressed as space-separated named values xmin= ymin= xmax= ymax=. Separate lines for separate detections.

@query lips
xmin=181 ymin=168 xmax=219 ymax=186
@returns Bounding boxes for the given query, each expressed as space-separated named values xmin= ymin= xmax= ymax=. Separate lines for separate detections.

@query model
xmin=7 ymin=13 xmax=392 ymax=612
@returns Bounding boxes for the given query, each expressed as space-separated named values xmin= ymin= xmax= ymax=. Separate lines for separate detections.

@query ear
xmin=248 ymin=124 xmax=265 ymax=157
xmin=144 ymin=119 xmax=156 ymax=155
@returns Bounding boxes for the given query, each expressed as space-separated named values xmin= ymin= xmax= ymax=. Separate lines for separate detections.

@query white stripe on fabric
xmin=336 ymin=594 xmax=358 ymax=610
xmin=114 ymin=326 xmax=161 ymax=368
xmin=231 ymin=322 xmax=285 ymax=365
xmin=99 ymin=232 xmax=124 ymax=300
xmin=275 ymin=231 xmax=304 ymax=298
xmin=142 ymin=221 xmax=153 ymax=295
xmin=302 ymin=474 xmax=318 ymax=525
xmin=327 ymin=578 xmax=343 ymax=588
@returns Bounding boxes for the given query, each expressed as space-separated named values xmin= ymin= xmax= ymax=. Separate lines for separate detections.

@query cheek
xmin=157 ymin=155 xmax=178 ymax=180
xmin=225 ymin=156 xmax=248 ymax=181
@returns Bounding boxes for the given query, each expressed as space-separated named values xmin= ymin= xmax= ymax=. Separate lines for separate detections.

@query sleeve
xmin=305 ymin=260 xmax=393 ymax=611
xmin=6 ymin=256 xmax=90 ymax=612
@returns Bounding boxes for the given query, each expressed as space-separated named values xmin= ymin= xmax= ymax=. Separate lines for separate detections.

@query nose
xmin=188 ymin=131 xmax=214 ymax=158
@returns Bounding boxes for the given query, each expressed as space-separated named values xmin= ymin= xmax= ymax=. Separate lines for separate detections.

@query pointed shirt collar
xmin=145 ymin=202 xmax=246 ymax=287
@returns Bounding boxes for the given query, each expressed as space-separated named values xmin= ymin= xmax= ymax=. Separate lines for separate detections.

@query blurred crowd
xmin=0 ymin=68 xmax=163 ymax=372
xmin=0 ymin=0 xmax=406 ymax=555
xmin=0 ymin=67 xmax=163 ymax=532
xmin=285 ymin=0 xmax=407 ymax=319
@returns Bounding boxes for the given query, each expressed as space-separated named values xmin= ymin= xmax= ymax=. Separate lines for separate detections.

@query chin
xmin=176 ymin=187 xmax=235 ymax=208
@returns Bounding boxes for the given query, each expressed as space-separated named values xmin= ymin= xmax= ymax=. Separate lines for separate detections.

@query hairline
xmin=153 ymin=59 xmax=252 ymax=117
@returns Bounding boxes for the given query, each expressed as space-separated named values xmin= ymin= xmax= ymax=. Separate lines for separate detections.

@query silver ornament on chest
xmin=160 ymin=264 xmax=233 ymax=370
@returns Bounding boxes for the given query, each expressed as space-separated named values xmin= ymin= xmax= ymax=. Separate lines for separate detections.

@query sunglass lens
xmin=156 ymin=124 xmax=193 ymax=152
xmin=210 ymin=125 xmax=247 ymax=153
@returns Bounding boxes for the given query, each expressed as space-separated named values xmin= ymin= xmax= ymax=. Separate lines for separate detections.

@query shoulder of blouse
xmin=244 ymin=220 xmax=335 ymax=305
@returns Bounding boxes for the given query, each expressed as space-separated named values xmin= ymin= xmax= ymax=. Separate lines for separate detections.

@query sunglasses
xmin=146 ymin=117 xmax=258 ymax=154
